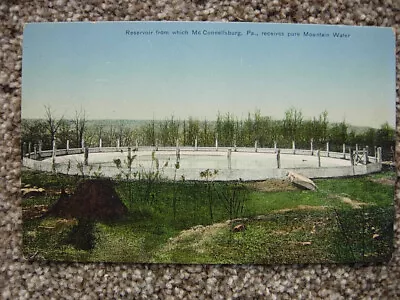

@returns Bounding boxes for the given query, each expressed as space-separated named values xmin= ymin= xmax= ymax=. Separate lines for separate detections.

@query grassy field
xmin=22 ymin=169 xmax=395 ymax=264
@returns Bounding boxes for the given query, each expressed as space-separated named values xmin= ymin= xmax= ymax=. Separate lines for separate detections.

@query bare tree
xmin=44 ymin=105 xmax=64 ymax=148
xmin=74 ymin=108 xmax=86 ymax=148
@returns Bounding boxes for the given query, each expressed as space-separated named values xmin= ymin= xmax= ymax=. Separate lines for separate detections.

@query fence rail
xmin=22 ymin=145 xmax=382 ymax=181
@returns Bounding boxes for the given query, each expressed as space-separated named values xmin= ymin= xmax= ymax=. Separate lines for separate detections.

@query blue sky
xmin=22 ymin=22 xmax=396 ymax=128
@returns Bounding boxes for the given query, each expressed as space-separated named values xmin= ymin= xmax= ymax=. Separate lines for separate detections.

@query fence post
xmin=215 ymin=137 xmax=218 ymax=151
xmin=128 ymin=147 xmax=132 ymax=160
xmin=66 ymin=140 xmax=70 ymax=153
xmin=84 ymin=147 xmax=89 ymax=166
xmin=377 ymin=147 xmax=382 ymax=163
xmin=255 ymin=140 xmax=258 ymax=153
xmin=52 ymin=139 xmax=56 ymax=158
xmin=117 ymin=139 xmax=120 ymax=150
xmin=317 ymin=150 xmax=321 ymax=167
xmin=326 ymin=142 xmax=330 ymax=157
xmin=38 ymin=140 xmax=42 ymax=157
xmin=292 ymin=140 xmax=296 ymax=154
xmin=276 ymin=149 xmax=281 ymax=169
xmin=363 ymin=148 xmax=368 ymax=165
xmin=310 ymin=138 xmax=314 ymax=155
xmin=52 ymin=139 xmax=56 ymax=169
xmin=34 ymin=144 xmax=37 ymax=160
xmin=342 ymin=143 xmax=346 ymax=159
xmin=227 ymin=148 xmax=232 ymax=170
xmin=350 ymin=148 xmax=354 ymax=166
xmin=28 ymin=142 xmax=31 ymax=158
xmin=195 ymin=137 xmax=198 ymax=151
xmin=355 ymin=144 xmax=359 ymax=157
xmin=99 ymin=138 xmax=102 ymax=149
xmin=365 ymin=146 xmax=369 ymax=164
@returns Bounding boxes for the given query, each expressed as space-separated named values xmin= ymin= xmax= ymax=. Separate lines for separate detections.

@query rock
xmin=287 ymin=171 xmax=317 ymax=191
xmin=300 ymin=241 xmax=312 ymax=246
xmin=233 ymin=224 xmax=246 ymax=232
xmin=372 ymin=234 xmax=381 ymax=240
xmin=21 ymin=187 xmax=45 ymax=198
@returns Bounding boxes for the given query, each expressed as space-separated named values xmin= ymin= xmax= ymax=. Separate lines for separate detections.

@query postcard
xmin=21 ymin=22 xmax=396 ymax=264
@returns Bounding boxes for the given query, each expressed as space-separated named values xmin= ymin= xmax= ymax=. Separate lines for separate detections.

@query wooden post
xmin=292 ymin=140 xmax=296 ymax=154
xmin=350 ymin=148 xmax=354 ymax=166
xmin=317 ymin=150 xmax=321 ymax=167
xmin=38 ymin=140 xmax=42 ymax=157
xmin=310 ymin=138 xmax=314 ymax=155
xmin=52 ymin=139 xmax=56 ymax=158
xmin=276 ymin=149 xmax=281 ymax=169
xmin=342 ymin=143 xmax=346 ymax=159
xmin=377 ymin=147 xmax=382 ymax=163
xmin=355 ymin=144 xmax=359 ymax=157
xmin=128 ymin=147 xmax=132 ymax=160
xmin=215 ymin=137 xmax=218 ymax=151
xmin=99 ymin=138 xmax=102 ymax=149
xmin=66 ymin=140 xmax=70 ymax=152
xmin=255 ymin=140 xmax=258 ymax=152
xmin=374 ymin=146 xmax=377 ymax=162
xmin=195 ymin=137 xmax=198 ymax=151
xmin=363 ymin=148 xmax=367 ymax=165
xmin=326 ymin=142 xmax=329 ymax=157
xmin=52 ymin=139 xmax=56 ymax=168
xmin=365 ymin=146 xmax=369 ymax=164
xmin=227 ymin=148 xmax=232 ymax=170
xmin=28 ymin=142 xmax=31 ymax=158
xmin=84 ymin=147 xmax=89 ymax=166
xmin=34 ymin=144 xmax=37 ymax=160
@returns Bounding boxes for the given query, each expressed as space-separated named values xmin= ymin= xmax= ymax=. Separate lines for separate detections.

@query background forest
xmin=22 ymin=107 xmax=395 ymax=160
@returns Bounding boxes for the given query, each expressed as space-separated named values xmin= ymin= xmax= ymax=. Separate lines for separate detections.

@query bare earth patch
xmin=160 ymin=222 xmax=229 ymax=255
xmin=249 ymin=179 xmax=299 ymax=192
xmin=329 ymin=194 xmax=370 ymax=209
xmin=369 ymin=178 xmax=395 ymax=186
xmin=274 ymin=205 xmax=328 ymax=214
xmin=338 ymin=196 xmax=370 ymax=209
xmin=22 ymin=205 xmax=48 ymax=220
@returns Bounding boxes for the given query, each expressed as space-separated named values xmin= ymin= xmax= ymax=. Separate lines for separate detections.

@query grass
xmin=21 ymin=169 xmax=395 ymax=264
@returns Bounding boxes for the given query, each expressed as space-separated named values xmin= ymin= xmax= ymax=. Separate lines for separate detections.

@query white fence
xmin=22 ymin=146 xmax=382 ymax=181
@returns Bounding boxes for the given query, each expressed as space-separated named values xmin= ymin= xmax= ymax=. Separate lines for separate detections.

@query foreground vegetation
xmin=22 ymin=170 xmax=394 ymax=264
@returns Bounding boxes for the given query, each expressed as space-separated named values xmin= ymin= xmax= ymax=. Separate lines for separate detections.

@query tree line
xmin=22 ymin=107 xmax=395 ymax=160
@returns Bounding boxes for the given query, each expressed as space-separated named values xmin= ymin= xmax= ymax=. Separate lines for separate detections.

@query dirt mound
xmin=47 ymin=179 xmax=128 ymax=220
xmin=250 ymin=179 xmax=298 ymax=192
